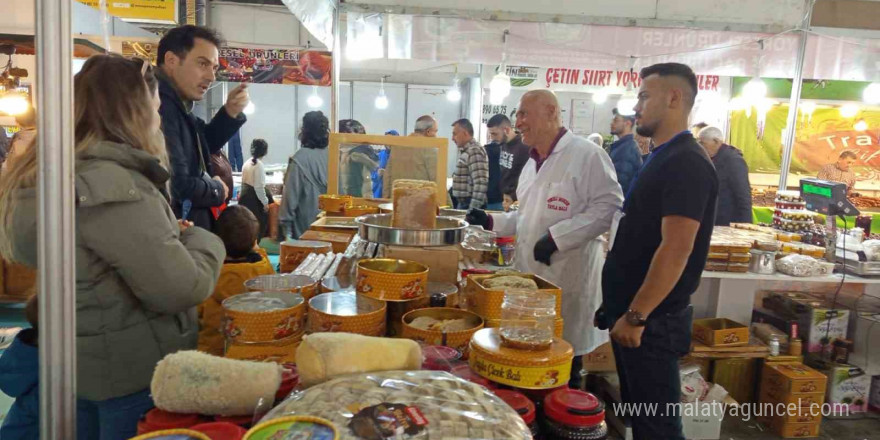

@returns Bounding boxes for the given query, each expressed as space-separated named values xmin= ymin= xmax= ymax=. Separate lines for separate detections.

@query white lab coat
xmin=492 ymin=131 xmax=623 ymax=355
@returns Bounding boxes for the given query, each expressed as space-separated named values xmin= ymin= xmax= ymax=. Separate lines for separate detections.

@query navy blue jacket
xmin=0 ymin=329 xmax=38 ymax=440
xmin=157 ymin=72 xmax=246 ymax=229
xmin=609 ymin=134 xmax=643 ymax=196
xmin=712 ymin=144 xmax=753 ymax=225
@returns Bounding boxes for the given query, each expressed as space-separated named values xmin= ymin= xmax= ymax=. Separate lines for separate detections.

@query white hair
xmin=414 ymin=116 xmax=436 ymax=133
xmin=698 ymin=126 xmax=724 ymax=142
xmin=587 ymin=133 xmax=604 ymax=146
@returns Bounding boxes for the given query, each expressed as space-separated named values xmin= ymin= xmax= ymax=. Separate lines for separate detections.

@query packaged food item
xmin=469 ymin=328 xmax=573 ymax=390
xmin=262 ymin=370 xmax=533 ymax=439
xmin=500 ymin=290 xmax=556 ymax=351
xmin=295 ymin=333 xmax=422 ymax=387
xmin=222 ymin=291 xmax=306 ymax=342
xmin=151 ymin=351 xmax=283 ymax=416
xmin=356 ymin=258 xmax=428 ymax=301
xmin=244 ymin=416 xmax=337 ymax=440
xmin=402 ymin=308 xmax=484 ymax=358
xmin=776 ymin=255 xmax=823 ymax=277
xmin=729 ymin=253 xmax=751 ymax=263
xmin=391 ymin=179 xmax=437 ymax=229
xmin=421 ymin=345 xmax=462 ymax=371
xmin=482 ymin=276 xmax=539 ymax=290
xmin=707 ymin=252 xmax=729 ymax=261
xmin=727 ymin=263 xmax=749 ymax=273
xmin=495 ymin=236 xmax=516 ymax=267
xmin=494 ymin=390 xmax=539 ymax=438
xmin=704 ymin=262 xmax=727 ymax=272
xmin=680 ymin=364 xmax=710 ymax=403
xmin=776 ymin=190 xmax=805 ymax=204
xmin=542 ymin=389 xmax=608 ymax=440
xmin=709 ymin=243 xmax=731 ymax=253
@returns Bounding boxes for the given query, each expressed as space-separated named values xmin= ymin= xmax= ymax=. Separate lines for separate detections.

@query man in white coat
xmin=466 ymin=90 xmax=623 ymax=388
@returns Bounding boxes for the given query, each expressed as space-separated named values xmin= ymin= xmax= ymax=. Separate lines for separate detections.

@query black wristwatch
xmin=625 ymin=309 xmax=648 ymax=327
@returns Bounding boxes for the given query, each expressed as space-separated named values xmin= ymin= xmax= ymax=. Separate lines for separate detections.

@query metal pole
xmin=349 ymin=80 xmax=354 ymax=119
xmin=778 ymin=0 xmax=815 ymax=190
xmin=37 ymin=0 xmax=77 ymax=437
xmin=403 ymin=83 xmax=409 ymax=133
xmin=330 ymin=5 xmax=340 ymax=132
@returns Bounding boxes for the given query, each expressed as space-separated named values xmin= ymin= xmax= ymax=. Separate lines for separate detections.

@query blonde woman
xmin=0 ymin=55 xmax=225 ymax=439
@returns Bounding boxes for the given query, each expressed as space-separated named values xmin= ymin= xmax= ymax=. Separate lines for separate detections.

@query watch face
xmin=626 ymin=311 xmax=645 ymax=326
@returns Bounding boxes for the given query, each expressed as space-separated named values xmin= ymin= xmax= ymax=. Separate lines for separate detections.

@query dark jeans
xmin=611 ymin=305 xmax=693 ymax=440
xmin=77 ymin=388 xmax=153 ymax=440
xmin=570 ymin=354 xmax=584 ymax=389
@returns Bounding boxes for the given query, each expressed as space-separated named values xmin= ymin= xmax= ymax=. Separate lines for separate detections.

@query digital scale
xmin=799 ymin=178 xmax=880 ymax=276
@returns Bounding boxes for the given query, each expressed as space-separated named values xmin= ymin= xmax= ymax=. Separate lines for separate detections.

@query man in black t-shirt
xmin=487 ymin=114 xmax=530 ymax=201
xmin=599 ymin=63 xmax=718 ymax=440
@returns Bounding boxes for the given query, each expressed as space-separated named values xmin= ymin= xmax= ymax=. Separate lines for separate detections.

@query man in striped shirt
xmin=451 ymin=119 xmax=490 ymax=210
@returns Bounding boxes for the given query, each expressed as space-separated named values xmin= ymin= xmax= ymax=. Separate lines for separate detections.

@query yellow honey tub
xmin=222 ymin=291 xmax=306 ymax=342
xmin=225 ymin=333 xmax=301 ymax=364
xmin=401 ymin=308 xmax=484 ymax=359
xmin=245 ymin=274 xmax=320 ymax=304
xmin=356 ymin=259 xmax=428 ymax=302
xmin=468 ymin=328 xmax=573 ymax=390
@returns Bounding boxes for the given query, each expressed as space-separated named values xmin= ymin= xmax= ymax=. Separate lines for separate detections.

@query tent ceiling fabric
xmin=281 ymin=0 xmax=336 ymax=49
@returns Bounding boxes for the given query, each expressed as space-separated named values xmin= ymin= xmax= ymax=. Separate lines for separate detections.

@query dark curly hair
xmin=339 ymin=119 xmax=365 ymax=134
xmin=251 ymin=138 xmax=268 ymax=164
xmin=300 ymin=111 xmax=329 ymax=150
xmin=214 ymin=205 xmax=259 ymax=258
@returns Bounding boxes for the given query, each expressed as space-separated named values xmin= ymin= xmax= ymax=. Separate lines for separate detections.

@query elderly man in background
xmin=697 ymin=126 xmax=752 ymax=226
xmin=411 ymin=115 xmax=439 ymax=137
xmin=451 ymin=119 xmax=489 ymax=210
xmin=818 ymin=150 xmax=870 ymax=192
xmin=467 ymin=90 xmax=623 ymax=388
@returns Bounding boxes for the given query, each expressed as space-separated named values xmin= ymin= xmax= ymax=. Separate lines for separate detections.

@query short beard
xmin=636 ymin=123 xmax=655 ymax=138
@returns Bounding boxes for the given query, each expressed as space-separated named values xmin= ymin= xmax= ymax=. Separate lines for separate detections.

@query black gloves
xmin=534 ymin=233 xmax=558 ymax=265
xmin=466 ymin=209 xmax=491 ymax=229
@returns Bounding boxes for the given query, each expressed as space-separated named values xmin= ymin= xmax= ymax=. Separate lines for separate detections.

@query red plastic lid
xmin=213 ymin=414 xmax=254 ymax=428
xmin=422 ymin=345 xmax=462 ymax=371
xmin=520 ymin=385 xmax=568 ymax=403
xmin=494 ymin=389 xmax=536 ymax=425
xmin=495 ymin=236 xmax=515 ymax=244
xmin=450 ymin=364 xmax=496 ymax=390
xmin=544 ymin=389 xmax=605 ymax=428
xmin=140 ymin=409 xmax=202 ymax=432
xmin=276 ymin=365 xmax=300 ymax=401
xmin=190 ymin=422 xmax=246 ymax=440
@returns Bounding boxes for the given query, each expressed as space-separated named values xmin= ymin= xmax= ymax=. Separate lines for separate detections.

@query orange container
xmin=279 ymin=240 xmax=332 ymax=273
xmin=318 ymin=194 xmax=352 ymax=213
xmin=356 ymin=259 xmax=428 ymax=302
xmin=485 ymin=317 xmax=564 ymax=339
xmin=464 ymin=274 xmax=562 ymax=320
xmin=307 ymin=292 xmax=386 ymax=336
xmin=245 ymin=274 xmax=319 ymax=303
xmin=225 ymin=334 xmax=301 ymax=364
xmin=401 ymin=308 xmax=483 ymax=358
xmin=222 ymin=291 xmax=306 ymax=342
xmin=692 ymin=318 xmax=750 ymax=347
xmin=341 ymin=204 xmax=378 ymax=217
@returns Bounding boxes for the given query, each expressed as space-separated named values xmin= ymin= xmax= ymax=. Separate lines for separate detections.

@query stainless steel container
xmin=355 ymin=214 xmax=467 ymax=246
xmin=748 ymin=250 xmax=777 ymax=274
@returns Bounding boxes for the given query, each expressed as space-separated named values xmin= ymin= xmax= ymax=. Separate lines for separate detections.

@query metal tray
xmin=836 ymin=257 xmax=880 ymax=276
xmin=355 ymin=213 xmax=468 ymax=246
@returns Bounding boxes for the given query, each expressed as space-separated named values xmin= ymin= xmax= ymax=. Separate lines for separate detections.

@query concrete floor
xmin=604 ymin=413 xmax=880 ymax=439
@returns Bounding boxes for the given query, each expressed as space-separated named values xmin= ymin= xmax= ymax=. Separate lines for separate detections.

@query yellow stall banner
xmin=77 ymin=0 xmax=177 ymax=24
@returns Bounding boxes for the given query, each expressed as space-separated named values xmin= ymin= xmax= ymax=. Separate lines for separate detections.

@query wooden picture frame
xmin=328 ymin=133 xmax=449 ymax=203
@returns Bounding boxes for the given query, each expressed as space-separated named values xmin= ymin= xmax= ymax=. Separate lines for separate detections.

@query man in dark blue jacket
xmin=698 ymin=126 xmax=753 ymax=225
xmin=158 ymin=25 xmax=248 ymax=229
xmin=609 ymin=108 xmax=643 ymax=195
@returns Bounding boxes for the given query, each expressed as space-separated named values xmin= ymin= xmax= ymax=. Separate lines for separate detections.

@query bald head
xmin=516 ymin=90 xmax=563 ymax=156
xmin=413 ymin=115 xmax=438 ymax=137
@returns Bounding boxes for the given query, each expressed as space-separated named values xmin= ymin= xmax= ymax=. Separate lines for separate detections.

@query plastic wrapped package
xmin=262 ymin=370 xmax=533 ymax=439
xmin=679 ymin=365 xmax=710 ymax=404
xmin=862 ymin=240 xmax=880 ymax=261
xmin=296 ymin=333 xmax=422 ymax=387
xmin=776 ymin=254 xmax=824 ymax=277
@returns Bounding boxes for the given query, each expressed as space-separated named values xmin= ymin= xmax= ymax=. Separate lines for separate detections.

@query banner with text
xmin=217 ymin=47 xmax=332 ymax=86
xmin=730 ymin=106 xmax=880 ymax=178
xmin=485 ymin=66 xmax=727 ymax=95
xmin=77 ymin=0 xmax=177 ymax=24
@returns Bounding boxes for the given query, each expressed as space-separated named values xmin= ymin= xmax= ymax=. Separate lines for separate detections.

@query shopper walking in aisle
xmin=157 ymin=25 xmax=249 ymax=230
xmin=239 ymin=138 xmax=275 ymax=238
xmin=466 ymin=90 xmax=623 ymax=388
xmin=599 ymin=63 xmax=718 ymax=440
xmin=486 ymin=114 xmax=530 ymax=206
xmin=410 ymin=115 xmax=438 ymax=137
xmin=0 ymin=55 xmax=225 ymax=440
xmin=697 ymin=126 xmax=752 ymax=225
xmin=340 ymin=119 xmax=379 ymax=197
xmin=608 ymin=108 xmax=643 ymax=195
xmin=279 ymin=111 xmax=329 ymax=240
xmin=451 ymin=119 xmax=490 ymax=210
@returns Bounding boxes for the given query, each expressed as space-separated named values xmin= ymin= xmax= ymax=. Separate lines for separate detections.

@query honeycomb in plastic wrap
xmin=391 ymin=180 xmax=437 ymax=229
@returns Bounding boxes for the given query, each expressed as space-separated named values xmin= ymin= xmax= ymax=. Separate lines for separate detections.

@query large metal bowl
xmin=355 ymin=213 xmax=468 ymax=246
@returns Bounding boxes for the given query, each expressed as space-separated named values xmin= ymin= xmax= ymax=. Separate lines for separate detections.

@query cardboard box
xmin=693 ymin=318 xmax=749 ymax=347
xmin=384 ymin=245 xmax=461 ymax=284
xmin=808 ymin=357 xmax=872 ymax=413
xmin=712 ymin=358 xmax=757 ymax=404
xmin=583 ymin=342 xmax=616 ymax=373
xmin=762 ymin=416 xmax=821 ymax=438
xmin=761 ymin=363 xmax=827 ymax=395
xmin=797 ymin=305 xmax=849 ymax=355
xmin=680 ymin=403 xmax=724 ymax=440
xmin=759 ymin=388 xmax=825 ymax=408
xmin=299 ymin=230 xmax=355 ymax=254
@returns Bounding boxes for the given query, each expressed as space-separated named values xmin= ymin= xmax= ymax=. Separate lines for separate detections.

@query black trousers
xmin=611 ymin=305 xmax=693 ymax=440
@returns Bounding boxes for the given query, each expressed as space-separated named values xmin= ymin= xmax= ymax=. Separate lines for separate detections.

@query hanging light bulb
xmin=863 ymin=83 xmax=880 ymax=105
xmin=839 ymin=104 xmax=859 ymax=118
xmin=0 ymin=92 xmax=29 ymax=116
xmin=307 ymin=86 xmax=323 ymax=108
xmin=489 ymin=69 xmax=511 ymax=106
xmin=800 ymin=101 xmax=816 ymax=116
xmin=616 ymin=96 xmax=638 ymax=116
xmin=592 ymin=90 xmax=608 ymax=104
xmin=375 ymin=77 xmax=389 ymax=110
xmin=742 ymin=77 xmax=767 ymax=103
xmin=854 ymin=119 xmax=868 ymax=131
xmin=446 ymin=76 xmax=461 ymax=102
xmin=242 ymin=101 xmax=256 ymax=115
